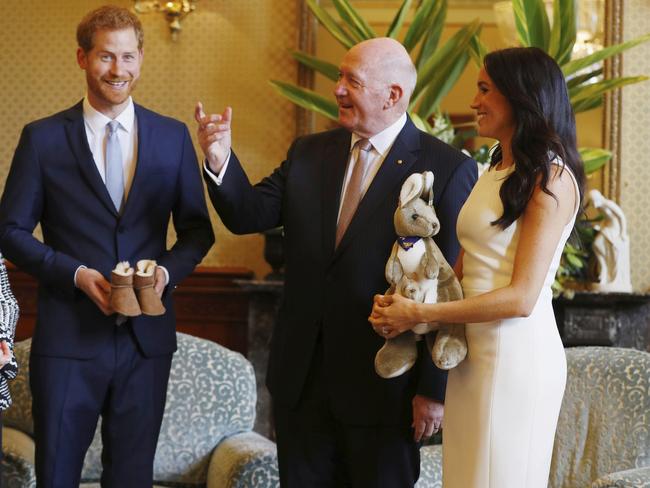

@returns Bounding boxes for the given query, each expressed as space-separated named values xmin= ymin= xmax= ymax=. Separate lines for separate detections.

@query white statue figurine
xmin=588 ymin=189 xmax=632 ymax=292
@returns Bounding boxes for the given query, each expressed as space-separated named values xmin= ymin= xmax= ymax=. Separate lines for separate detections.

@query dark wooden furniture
xmin=553 ymin=292 xmax=650 ymax=352
xmin=5 ymin=263 xmax=253 ymax=355
xmin=235 ymin=279 xmax=283 ymax=439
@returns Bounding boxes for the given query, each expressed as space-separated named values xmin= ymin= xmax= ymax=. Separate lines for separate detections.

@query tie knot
xmin=107 ymin=120 xmax=119 ymax=135
xmin=357 ymin=138 xmax=372 ymax=153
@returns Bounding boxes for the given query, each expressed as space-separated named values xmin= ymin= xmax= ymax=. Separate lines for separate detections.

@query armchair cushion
xmin=591 ymin=466 xmax=650 ymax=487
xmin=208 ymin=431 xmax=279 ymax=488
xmin=2 ymin=426 xmax=36 ymax=488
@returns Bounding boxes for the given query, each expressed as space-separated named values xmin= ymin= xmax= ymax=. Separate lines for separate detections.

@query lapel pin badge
xmin=396 ymin=159 xmax=403 ymax=165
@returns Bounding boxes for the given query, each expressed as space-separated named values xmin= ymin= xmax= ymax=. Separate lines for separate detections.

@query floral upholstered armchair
xmin=417 ymin=346 xmax=650 ymax=488
xmin=1 ymin=332 xmax=280 ymax=488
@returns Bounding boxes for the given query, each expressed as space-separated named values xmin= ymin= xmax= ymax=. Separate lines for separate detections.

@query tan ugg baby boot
xmin=134 ymin=260 xmax=166 ymax=316
xmin=110 ymin=261 xmax=141 ymax=317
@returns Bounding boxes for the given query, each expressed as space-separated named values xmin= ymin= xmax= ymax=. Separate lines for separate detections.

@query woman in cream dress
xmin=370 ymin=47 xmax=585 ymax=487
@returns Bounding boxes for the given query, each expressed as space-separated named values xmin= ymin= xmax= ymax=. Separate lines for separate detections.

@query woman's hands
xmin=0 ymin=340 xmax=13 ymax=368
xmin=369 ymin=294 xmax=432 ymax=339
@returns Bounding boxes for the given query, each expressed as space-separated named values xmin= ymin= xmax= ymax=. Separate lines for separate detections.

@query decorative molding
xmin=603 ymin=0 xmax=624 ymax=202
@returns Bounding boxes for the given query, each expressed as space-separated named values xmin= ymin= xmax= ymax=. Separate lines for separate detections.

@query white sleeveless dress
xmin=442 ymin=163 xmax=580 ymax=488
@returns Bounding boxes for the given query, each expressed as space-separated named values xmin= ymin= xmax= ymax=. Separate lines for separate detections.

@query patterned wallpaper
xmin=621 ymin=1 xmax=650 ymax=291
xmin=3 ymin=1 xmax=649 ymax=288
xmin=1 ymin=0 xmax=299 ymax=277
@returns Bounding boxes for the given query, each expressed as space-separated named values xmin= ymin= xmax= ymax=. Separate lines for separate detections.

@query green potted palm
xmin=269 ymin=0 xmax=483 ymax=141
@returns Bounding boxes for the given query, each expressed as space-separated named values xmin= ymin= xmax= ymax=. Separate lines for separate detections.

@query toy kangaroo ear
xmin=423 ymin=171 xmax=434 ymax=194
xmin=399 ymin=173 xmax=424 ymax=208
xmin=423 ymin=171 xmax=435 ymax=206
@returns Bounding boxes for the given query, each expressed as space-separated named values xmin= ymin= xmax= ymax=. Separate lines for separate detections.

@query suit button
xmin=118 ymin=226 xmax=126 ymax=234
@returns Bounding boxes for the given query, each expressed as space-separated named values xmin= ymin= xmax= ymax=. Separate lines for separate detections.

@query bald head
xmin=347 ymin=37 xmax=417 ymax=106
xmin=335 ymin=38 xmax=417 ymax=137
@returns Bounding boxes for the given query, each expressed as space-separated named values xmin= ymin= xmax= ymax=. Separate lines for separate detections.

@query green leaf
xmin=548 ymin=0 xmax=576 ymax=65
xmin=570 ymin=76 xmax=649 ymax=104
xmin=403 ymin=0 xmax=439 ymax=52
xmin=386 ymin=0 xmax=414 ymax=39
xmin=416 ymin=51 xmax=469 ymax=118
xmin=563 ymin=32 xmax=650 ymax=76
xmin=305 ymin=0 xmax=356 ymax=49
xmin=412 ymin=19 xmax=480 ymax=111
xmin=331 ymin=0 xmax=376 ymax=40
xmin=566 ymin=253 xmax=584 ymax=268
xmin=415 ymin=1 xmax=447 ymax=69
xmin=269 ymin=80 xmax=339 ymax=121
xmin=572 ymin=96 xmax=602 ymax=113
xmin=564 ymin=242 xmax=580 ymax=254
xmin=566 ymin=68 xmax=603 ymax=89
xmin=513 ymin=0 xmax=551 ymax=50
xmin=468 ymin=35 xmax=489 ymax=67
xmin=579 ymin=147 xmax=611 ymax=174
xmin=291 ymin=51 xmax=339 ymax=81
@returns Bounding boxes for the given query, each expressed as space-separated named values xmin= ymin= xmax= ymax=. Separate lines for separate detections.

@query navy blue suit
xmin=205 ymin=117 xmax=476 ymax=486
xmin=0 ymin=101 xmax=214 ymax=486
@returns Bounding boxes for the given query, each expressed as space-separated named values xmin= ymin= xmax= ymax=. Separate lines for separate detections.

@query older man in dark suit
xmin=195 ymin=37 xmax=476 ymax=487
xmin=0 ymin=6 xmax=213 ymax=487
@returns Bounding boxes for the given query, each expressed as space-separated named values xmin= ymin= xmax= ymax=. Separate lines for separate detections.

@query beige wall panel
xmin=621 ymin=1 xmax=650 ymax=291
xmin=1 ymin=0 xmax=300 ymax=278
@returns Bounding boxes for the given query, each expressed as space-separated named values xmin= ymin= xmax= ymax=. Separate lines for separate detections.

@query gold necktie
xmin=336 ymin=138 xmax=373 ymax=248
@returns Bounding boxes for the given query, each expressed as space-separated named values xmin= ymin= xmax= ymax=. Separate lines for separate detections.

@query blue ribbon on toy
xmin=397 ymin=236 xmax=421 ymax=251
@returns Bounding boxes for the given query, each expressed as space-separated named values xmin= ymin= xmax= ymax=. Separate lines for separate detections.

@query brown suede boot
xmin=110 ymin=262 xmax=141 ymax=317
xmin=134 ymin=260 xmax=166 ymax=316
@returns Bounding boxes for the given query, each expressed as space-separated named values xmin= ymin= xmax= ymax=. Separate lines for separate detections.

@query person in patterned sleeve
xmin=0 ymin=251 xmax=19 ymax=476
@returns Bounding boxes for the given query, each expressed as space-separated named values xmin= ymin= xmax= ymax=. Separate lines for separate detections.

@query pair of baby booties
xmin=110 ymin=260 xmax=165 ymax=317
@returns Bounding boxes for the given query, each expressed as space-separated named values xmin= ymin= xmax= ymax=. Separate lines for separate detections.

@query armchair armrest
xmin=207 ymin=431 xmax=279 ymax=488
xmin=591 ymin=466 xmax=650 ymax=487
xmin=2 ymin=426 xmax=36 ymax=488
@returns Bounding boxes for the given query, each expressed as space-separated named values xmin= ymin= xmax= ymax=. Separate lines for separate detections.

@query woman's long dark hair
xmin=484 ymin=47 xmax=586 ymax=229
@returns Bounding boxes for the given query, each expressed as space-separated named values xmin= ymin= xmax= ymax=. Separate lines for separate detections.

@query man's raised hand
xmin=195 ymin=102 xmax=232 ymax=174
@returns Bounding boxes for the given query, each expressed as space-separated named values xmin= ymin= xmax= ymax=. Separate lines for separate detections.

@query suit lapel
xmin=333 ymin=117 xmax=421 ymax=258
xmin=64 ymin=102 xmax=118 ymax=216
xmin=121 ymin=104 xmax=152 ymax=216
xmin=321 ymin=129 xmax=352 ymax=260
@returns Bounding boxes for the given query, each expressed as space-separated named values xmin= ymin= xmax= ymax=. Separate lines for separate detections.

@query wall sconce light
xmin=134 ymin=1 xmax=197 ymax=41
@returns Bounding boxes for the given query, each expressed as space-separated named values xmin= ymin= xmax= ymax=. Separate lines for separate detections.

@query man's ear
xmin=77 ymin=47 xmax=87 ymax=70
xmin=384 ymin=84 xmax=404 ymax=109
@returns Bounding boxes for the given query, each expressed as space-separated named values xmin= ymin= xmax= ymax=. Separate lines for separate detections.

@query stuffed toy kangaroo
xmin=374 ymin=171 xmax=467 ymax=378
